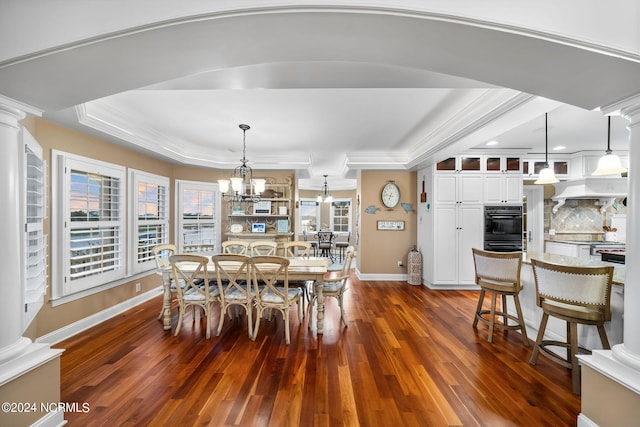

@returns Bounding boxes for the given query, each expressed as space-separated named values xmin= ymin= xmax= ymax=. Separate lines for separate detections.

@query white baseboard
xmin=36 ymin=288 xmax=162 ymax=345
xmin=355 ymin=269 xmax=407 ymax=281
xmin=31 ymin=409 xmax=65 ymax=427
xmin=577 ymin=413 xmax=599 ymax=427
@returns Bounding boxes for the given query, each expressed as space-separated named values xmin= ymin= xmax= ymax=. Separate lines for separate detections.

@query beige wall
xmin=25 ymin=118 xmax=178 ymax=338
xmin=0 ymin=357 xmax=60 ymax=426
xmin=358 ymin=171 xmax=417 ymax=274
xmin=582 ymin=364 xmax=640 ymax=425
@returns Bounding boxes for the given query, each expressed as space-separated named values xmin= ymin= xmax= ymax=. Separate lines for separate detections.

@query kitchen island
xmin=506 ymin=252 xmax=624 ymax=350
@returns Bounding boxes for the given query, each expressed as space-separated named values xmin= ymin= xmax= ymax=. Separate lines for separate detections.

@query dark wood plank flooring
xmin=56 ymin=273 xmax=580 ymax=426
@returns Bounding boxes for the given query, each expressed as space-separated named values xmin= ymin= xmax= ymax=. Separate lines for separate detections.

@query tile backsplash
xmin=544 ymin=198 xmax=627 ymax=241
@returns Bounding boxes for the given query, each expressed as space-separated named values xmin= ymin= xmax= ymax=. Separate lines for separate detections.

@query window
xmin=331 ymin=199 xmax=351 ymax=233
xmin=129 ymin=170 xmax=169 ymax=274
xmin=299 ymin=199 xmax=320 ymax=233
xmin=176 ymin=180 xmax=220 ymax=254
xmin=52 ymin=151 xmax=126 ymax=298
xmin=22 ymin=129 xmax=47 ymax=331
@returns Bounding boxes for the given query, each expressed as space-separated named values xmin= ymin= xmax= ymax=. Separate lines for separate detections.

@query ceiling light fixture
xmin=486 ymin=140 xmax=499 ymax=146
xmin=317 ymin=175 xmax=333 ymax=203
xmin=535 ymin=113 xmax=559 ymax=185
xmin=218 ymin=124 xmax=265 ymax=202
xmin=592 ymin=116 xmax=628 ymax=176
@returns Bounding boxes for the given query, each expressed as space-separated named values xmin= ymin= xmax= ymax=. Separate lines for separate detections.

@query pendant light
xmin=317 ymin=175 xmax=333 ymax=203
xmin=218 ymin=124 xmax=266 ymax=202
xmin=592 ymin=116 xmax=628 ymax=176
xmin=535 ymin=113 xmax=559 ymax=185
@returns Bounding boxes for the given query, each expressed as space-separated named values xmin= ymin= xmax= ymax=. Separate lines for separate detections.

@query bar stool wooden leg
xmin=529 ymin=312 xmax=549 ymax=364
xmin=488 ymin=293 xmax=498 ymax=343
xmin=473 ymin=289 xmax=486 ymax=329
xmin=568 ymin=322 xmax=580 ymax=394
xmin=513 ymin=294 xmax=529 ymax=346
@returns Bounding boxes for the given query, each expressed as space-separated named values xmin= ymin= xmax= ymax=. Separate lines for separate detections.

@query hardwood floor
xmin=57 ymin=274 xmax=580 ymax=426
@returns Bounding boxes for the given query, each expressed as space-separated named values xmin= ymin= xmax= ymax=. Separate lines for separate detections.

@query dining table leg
xmin=316 ymin=279 xmax=325 ymax=334
xmin=162 ymin=271 xmax=172 ymax=331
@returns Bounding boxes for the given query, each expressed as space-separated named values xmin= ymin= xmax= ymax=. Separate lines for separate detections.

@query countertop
xmin=546 ymin=240 xmax=625 ymax=246
xmin=522 ymin=252 xmax=625 ymax=286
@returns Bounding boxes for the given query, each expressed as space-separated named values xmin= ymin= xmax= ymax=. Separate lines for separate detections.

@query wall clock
xmin=381 ymin=181 xmax=401 ymax=209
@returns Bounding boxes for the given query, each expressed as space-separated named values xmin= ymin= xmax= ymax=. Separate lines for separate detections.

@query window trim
xmin=175 ymin=179 xmax=221 ymax=254
xmin=330 ymin=198 xmax=352 ymax=233
xmin=298 ymin=198 xmax=321 ymax=233
xmin=128 ymin=169 xmax=170 ymax=275
xmin=51 ymin=150 xmax=126 ymax=300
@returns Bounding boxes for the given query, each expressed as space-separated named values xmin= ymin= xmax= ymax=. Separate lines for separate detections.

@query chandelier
xmin=218 ymin=124 xmax=265 ymax=202
xmin=317 ymin=175 xmax=333 ymax=203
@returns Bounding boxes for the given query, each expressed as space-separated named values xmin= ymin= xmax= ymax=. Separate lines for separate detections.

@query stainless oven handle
xmin=486 ymin=215 xmax=519 ymax=219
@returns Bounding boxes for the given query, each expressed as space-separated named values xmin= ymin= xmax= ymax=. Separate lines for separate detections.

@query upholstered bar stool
xmin=472 ymin=248 xmax=529 ymax=346
xmin=529 ymin=259 xmax=613 ymax=394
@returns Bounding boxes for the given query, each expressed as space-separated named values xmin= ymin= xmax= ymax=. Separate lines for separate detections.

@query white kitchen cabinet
xmin=571 ymin=153 xmax=629 ymax=178
xmin=432 ymin=204 xmax=484 ymax=285
xmin=484 ymin=174 xmax=523 ymax=204
xmin=545 ymin=241 xmax=591 ymax=260
xmin=434 ymin=173 xmax=483 ymax=204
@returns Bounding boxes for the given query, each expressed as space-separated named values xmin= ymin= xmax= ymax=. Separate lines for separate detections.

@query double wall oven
xmin=484 ymin=205 xmax=523 ymax=252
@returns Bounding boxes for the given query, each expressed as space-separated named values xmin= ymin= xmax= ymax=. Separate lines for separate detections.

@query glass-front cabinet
xmin=484 ymin=156 xmax=521 ymax=173
xmin=436 ymin=156 xmax=482 ymax=173
xmin=522 ymin=158 xmax=569 ymax=179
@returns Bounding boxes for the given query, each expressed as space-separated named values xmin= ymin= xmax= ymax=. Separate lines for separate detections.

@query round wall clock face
xmin=381 ymin=182 xmax=401 ymax=208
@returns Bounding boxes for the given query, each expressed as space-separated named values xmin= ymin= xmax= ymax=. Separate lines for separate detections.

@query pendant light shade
xmin=592 ymin=116 xmax=628 ymax=176
xmin=534 ymin=113 xmax=559 ymax=185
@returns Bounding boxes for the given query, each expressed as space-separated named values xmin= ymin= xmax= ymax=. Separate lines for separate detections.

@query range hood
xmin=551 ymin=177 xmax=627 ymax=213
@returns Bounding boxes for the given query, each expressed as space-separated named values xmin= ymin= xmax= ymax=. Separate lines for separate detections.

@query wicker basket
xmin=407 ymin=250 xmax=422 ymax=285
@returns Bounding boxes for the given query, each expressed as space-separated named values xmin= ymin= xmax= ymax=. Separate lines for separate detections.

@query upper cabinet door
xmin=436 ymin=156 xmax=482 ymax=173
xmin=485 ymin=156 xmax=521 ymax=173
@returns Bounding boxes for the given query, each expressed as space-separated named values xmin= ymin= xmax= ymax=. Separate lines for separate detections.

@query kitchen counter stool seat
xmin=472 ymin=248 xmax=529 ymax=346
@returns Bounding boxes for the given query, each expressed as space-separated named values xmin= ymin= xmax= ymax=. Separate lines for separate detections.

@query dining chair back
xmin=282 ymin=241 xmax=311 ymax=257
xmin=222 ymin=240 xmax=250 ymax=255
xmin=317 ymin=231 xmax=334 ymax=260
xmin=211 ymin=254 xmax=253 ymax=337
xmin=529 ymin=259 xmax=614 ymax=394
xmin=308 ymin=246 xmax=356 ymax=326
xmin=471 ymin=248 xmax=529 ymax=346
xmin=281 ymin=241 xmax=313 ymax=311
xmin=169 ymin=254 xmax=220 ymax=339
xmin=334 ymin=232 xmax=351 ymax=261
xmin=249 ymin=256 xmax=302 ymax=344
xmin=249 ymin=240 xmax=278 ymax=256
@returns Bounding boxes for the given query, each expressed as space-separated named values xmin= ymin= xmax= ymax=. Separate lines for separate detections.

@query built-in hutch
xmin=223 ymin=177 xmax=293 ymax=246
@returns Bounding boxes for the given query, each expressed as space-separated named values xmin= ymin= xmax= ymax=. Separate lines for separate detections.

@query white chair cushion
xmin=261 ymin=288 xmax=302 ymax=303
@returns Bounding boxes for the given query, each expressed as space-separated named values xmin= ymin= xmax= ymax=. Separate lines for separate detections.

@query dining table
xmin=159 ymin=255 xmax=331 ymax=334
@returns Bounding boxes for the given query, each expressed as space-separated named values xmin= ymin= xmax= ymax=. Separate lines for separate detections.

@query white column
xmin=0 ymin=102 xmax=31 ymax=363
xmin=611 ymin=101 xmax=640 ymax=369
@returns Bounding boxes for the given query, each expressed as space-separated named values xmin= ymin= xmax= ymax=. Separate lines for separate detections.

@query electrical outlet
xmin=135 ymin=283 xmax=141 ymax=292
xmin=397 ymin=260 xmax=403 ymax=267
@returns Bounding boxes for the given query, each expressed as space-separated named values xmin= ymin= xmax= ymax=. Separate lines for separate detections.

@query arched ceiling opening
xmin=1 ymin=4 xmax=639 ymax=188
